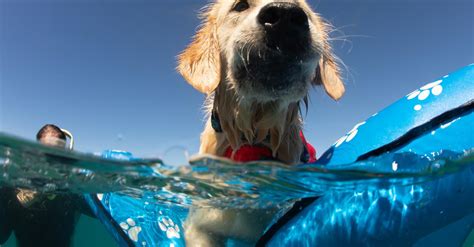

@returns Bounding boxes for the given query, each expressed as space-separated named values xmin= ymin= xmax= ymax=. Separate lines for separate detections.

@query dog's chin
xmin=230 ymin=47 xmax=317 ymax=103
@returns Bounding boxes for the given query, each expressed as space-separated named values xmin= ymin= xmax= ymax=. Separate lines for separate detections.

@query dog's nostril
xmin=290 ymin=7 xmax=308 ymax=26
xmin=258 ymin=6 xmax=281 ymax=26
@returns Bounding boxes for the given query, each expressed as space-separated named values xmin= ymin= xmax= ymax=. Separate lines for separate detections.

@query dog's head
xmin=178 ymin=0 xmax=345 ymax=103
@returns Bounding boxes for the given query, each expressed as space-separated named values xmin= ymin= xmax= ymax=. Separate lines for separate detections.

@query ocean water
xmin=0 ymin=133 xmax=473 ymax=246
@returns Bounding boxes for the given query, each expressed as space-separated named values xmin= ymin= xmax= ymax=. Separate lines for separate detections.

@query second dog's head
xmin=178 ymin=0 xmax=344 ymax=103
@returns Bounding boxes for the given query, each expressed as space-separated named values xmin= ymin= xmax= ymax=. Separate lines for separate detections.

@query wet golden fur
xmin=177 ymin=0 xmax=345 ymax=245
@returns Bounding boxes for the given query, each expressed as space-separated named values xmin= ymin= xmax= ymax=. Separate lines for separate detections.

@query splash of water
xmin=0 ymin=133 xmax=472 ymax=209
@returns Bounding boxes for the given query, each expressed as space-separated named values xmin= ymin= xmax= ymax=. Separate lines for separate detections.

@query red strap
xmin=224 ymin=145 xmax=273 ymax=162
xmin=299 ymin=131 xmax=317 ymax=163
xmin=224 ymin=131 xmax=317 ymax=163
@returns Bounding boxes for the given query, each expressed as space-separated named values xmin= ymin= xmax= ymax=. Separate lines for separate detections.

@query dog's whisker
xmin=238 ymin=46 xmax=250 ymax=76
xmin=246 ymin=44 xmax=251 ymax=66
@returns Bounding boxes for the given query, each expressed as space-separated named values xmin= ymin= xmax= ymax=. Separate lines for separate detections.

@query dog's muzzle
xmin=257 ymin=2 xmax=310 ymax=54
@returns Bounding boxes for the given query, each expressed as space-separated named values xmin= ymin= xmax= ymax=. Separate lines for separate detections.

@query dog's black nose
xmin=258 ymin=2 xmax=308 ymax=28
xmin=257 ymin=2 xmax=310 ymax=52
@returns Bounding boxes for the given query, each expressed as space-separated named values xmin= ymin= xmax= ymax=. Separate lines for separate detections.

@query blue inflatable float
xmin=87 ymin=64 xmax=474 ymax=246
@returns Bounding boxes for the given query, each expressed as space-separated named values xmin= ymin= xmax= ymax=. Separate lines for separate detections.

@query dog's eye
xmin=232 ymin=1 xmax=250 ymax=12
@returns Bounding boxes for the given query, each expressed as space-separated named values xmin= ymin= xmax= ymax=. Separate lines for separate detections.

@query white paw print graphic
xmin=120 ymin=218 xmax=142 ymax=242
xmin=334 ymin=121 xmax=366 ymax=147
xmin=406 ymin=79 xmax=444 ymax=111
xmin=158 ymin=216 xmax=181 ymax=239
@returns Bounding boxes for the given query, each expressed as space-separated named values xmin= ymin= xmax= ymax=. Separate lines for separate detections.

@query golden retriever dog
xmin=178 ymin=0 xmax=344 ymax=245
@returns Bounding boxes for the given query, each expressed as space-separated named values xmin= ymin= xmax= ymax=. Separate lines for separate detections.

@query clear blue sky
xmin=1 ymin=0 xmax=473 ymax=160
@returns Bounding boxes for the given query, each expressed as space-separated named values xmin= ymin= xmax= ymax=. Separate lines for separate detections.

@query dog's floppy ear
xmin=310 ymin=15 xmax=345 ymax=100
xmin=313 ymin=54 xmax=345 ymax=100
xmin=178 ymin=13 xmax=221 ymax=94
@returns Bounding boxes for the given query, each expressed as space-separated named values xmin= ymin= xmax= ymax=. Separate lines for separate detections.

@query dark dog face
xmin=179 ymin=0 xmax=345 ymax=104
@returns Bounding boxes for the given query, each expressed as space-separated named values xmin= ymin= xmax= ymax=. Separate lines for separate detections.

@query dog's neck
xmin=202 ymin=82 xmax=305 ymax=164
